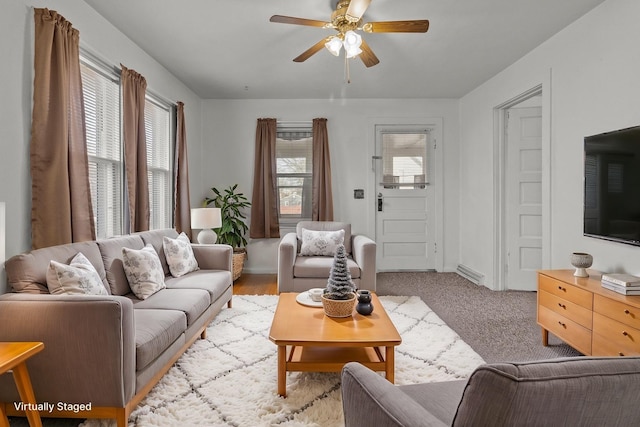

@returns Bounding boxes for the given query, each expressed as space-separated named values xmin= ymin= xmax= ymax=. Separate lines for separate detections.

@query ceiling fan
xmin=270 ymin=0 xmax=429 ymax=68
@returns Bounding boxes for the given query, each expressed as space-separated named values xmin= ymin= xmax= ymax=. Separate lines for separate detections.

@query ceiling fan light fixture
xmin=325 ymin=36 xmax=343 ymax=56
xmin=343 ymin=30 xmax=362 ymax=58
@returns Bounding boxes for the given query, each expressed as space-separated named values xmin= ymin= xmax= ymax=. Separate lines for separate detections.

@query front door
xmin=374 ymin=126 xmax=435 ymax=271
xmin=506 ymin=106 xmax=542 ymax=291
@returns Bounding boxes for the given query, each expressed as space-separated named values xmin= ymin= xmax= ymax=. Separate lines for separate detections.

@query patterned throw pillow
xmin=46 ymin=252 xmax=108 ymax=296
xmin=163 ymin=232 xmax=199 ymax=277
xmin=299 ymin=228 xmax=345 ymax=256
xmin=122 ymin=244 xmax=166 ymax=300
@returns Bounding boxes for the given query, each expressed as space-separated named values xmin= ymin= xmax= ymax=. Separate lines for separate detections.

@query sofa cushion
xmin=98 ymin=235 xmax=145 ymax=295
xmin=5 ymin=241 xmax=107 ymax=294
xmin=134 ymin=308 xmax=186 ymax=371
xmin=46 ymin=252 xmax=109 ymax=296
xmin=137 ymin=228 xmax=179 ymax=277
xmin=294 ymin=256 xmax=361 ymax=279
xmin=299 ymin=228 xmax=345 ymax=256
xmin=165 ymin=270 xmax=232 ymax=304
xmin=129 ymin=288 xmax=210 ymax=326
xmin=163 ymin=232 xmax=199 ymax=277
xmin=122 ymin=245 xmax=166 ymax=300
xmin=399 ymin=380 xmax=467 ymax=426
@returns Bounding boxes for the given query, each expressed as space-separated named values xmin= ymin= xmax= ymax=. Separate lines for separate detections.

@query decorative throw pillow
xmin=46 ymin=252 xmax=108 ymax=296
xmin=299 ymin=228 xmax=345 ymax=256
xmin=163 ymin=232 xmax=199 ymax=277
xmin=122 ymin=244 xmax=166 ymax=300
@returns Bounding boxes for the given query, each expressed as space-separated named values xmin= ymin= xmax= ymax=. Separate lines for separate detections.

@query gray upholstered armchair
xmin=341 ymin=357 xmax=640 ymax=427
xmin=277 ymin=221 xmax=376 ymax=293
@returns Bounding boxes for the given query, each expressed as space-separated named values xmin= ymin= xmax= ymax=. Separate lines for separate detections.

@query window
xmin=381 ymin=132 xmax=428 ymax=189
xmin=81 ymin=55 xmax=173 ymax=238
xmin=145 ymin=98 xmax=173 ymax=230
xmin=276 ymin=125 xmax=313 ymax=225
xmin=82 ymin=61 xmax=123 ymax=238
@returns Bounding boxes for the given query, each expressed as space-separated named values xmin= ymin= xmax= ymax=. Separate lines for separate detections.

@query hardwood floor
xmin=233 ymin=274 xmax=277 ymax=295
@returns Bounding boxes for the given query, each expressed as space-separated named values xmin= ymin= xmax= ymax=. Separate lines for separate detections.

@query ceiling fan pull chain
xmin=344 ymin=53 xmax=351 ymax=84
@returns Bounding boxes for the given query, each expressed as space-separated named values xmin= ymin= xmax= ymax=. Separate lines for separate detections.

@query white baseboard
xmin=456 ymin=264 xmax=484 ymax=286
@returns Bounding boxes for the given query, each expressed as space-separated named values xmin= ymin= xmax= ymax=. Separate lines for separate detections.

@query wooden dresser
xmin=537 ymin=270 xmax=640 ymax=356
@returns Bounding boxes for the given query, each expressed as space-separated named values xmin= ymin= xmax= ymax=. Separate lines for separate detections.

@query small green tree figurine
xmin=325 ymin=244 xmax=356 ymax=300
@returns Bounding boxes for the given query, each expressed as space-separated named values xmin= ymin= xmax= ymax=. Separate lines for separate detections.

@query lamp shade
xmin=191 ymin=208 xmax=222 ymax=244
xmin=325 ymin=36 xmax=343 ymax=56
xmin=343 ymin=31 xmax=362 ymax=58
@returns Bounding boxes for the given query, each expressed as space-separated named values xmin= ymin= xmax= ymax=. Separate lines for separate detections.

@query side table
xmin=0 ymin=342 xmax=44 ymax=427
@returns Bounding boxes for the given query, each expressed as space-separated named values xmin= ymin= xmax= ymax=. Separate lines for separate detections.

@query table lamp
xmin=191 ymin=208 xmax=222 ymax=244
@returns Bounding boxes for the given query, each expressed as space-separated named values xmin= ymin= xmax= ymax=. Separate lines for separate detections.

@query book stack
xmin=601 ymin=273 xmax=640 ymax=295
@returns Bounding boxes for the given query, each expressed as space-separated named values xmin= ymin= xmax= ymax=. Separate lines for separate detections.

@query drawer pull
xmin=622 ymin=331 xmax=629 ymax=337
xmin=624 ymin=309 xmax=631 ymax=315
xmin=619 ymin=352 xmax=625 ymax=356
xmin=558 ymin=303 xmax=566 ymax=309
xmin=558 ymin=321 xmax=566 ymax=328
xmin=558 ymin=286 xmax=566 ymax=291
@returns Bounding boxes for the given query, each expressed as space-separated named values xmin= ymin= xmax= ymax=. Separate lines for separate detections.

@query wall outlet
xmin=354 ymin=189 xmax=364 ymax=199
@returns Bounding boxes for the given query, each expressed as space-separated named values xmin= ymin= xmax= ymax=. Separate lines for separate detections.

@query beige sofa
xmin=0 ymin=229 xmax=233 ymax=426
xmin=277 ymin=221 xmax=376 ymax=293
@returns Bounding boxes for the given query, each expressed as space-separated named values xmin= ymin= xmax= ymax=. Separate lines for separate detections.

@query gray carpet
xmin=377 ymin=271 xmax=581 ymax=363
xmin=8 ymin=272 xmax=579 ymax=426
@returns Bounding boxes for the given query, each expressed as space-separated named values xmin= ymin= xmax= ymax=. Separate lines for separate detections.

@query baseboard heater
xmin=456 ymin=264 xmax=484 ymax=286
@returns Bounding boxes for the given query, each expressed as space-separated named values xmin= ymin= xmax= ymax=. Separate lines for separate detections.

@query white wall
xmin=459 ymin=0 xmax=640 ymax=289
xmin=200 ymin=98 xmax=460 ymax=273
xmin=0 ymin=0 xmax=202 ymax=293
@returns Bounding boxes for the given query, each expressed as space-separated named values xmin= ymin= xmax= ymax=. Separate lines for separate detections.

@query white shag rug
xmin=83 ymin=295 xmax=485 ymax=427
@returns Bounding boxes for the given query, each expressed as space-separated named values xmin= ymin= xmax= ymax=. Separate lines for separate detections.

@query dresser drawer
xmin=593 ymin=312 xmax=640 ymax=354
xmin=594 ymin=294 xmax=640 ymax=330
xmin=538 ymin=305 xmax=591 ymax=355
xmin=538 ymin=290 xmax=592 ymax=329
xmin=592 ymin=332 xmax=640 ymax=357
xmin=539 ymin=274 xmax=592 ymax=309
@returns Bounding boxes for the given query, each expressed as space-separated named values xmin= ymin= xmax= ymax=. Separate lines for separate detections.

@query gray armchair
xmin=277 ymin=221 xmax=376 ymax=293
xmin=341 ymin=357 xmax=640 ymax=427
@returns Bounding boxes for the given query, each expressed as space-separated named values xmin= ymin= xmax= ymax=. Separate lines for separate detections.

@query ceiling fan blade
xmin=270 ymin=15 xmax=330 ymax=28
xmin=359 ymin=39 xmax=379 ymax=68
xmin=293 ymin=38 xmax=330 ymax=63
xmin=345 ymin=0 xmax=372 ymax=22
xmin=363 ymin=20 xmax=430 ymax=33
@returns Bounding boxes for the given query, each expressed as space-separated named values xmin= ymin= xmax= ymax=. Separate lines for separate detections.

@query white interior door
xmin=506 ymin=106 xmax=542 ymax=291
xmin=374 ymin=126 xmax=435 ymax=271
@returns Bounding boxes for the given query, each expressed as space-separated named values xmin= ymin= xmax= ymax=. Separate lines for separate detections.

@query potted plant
xmin=322 ymin=244 xmax=357 ymax=317
xmin=204 ymin=184 xmax=251 ymax=281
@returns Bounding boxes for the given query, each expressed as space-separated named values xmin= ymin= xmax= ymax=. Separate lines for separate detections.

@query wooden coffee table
xmin=269 ymin=292 xmax=401 ymax=397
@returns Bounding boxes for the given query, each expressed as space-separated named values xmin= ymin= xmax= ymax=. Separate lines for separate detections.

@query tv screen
xmin=584 ymin=125 xmax=640 ymax=246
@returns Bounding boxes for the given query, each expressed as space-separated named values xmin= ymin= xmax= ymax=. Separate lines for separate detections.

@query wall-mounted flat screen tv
xmin=584 ymin=125 xmax=640 ymax=246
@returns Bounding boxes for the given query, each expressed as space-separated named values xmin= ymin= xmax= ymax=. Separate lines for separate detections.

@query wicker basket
xmin=232 ymin=250 xmax=246 ymax=281
xmin=321 ymin=293 xmax=356 ymax=318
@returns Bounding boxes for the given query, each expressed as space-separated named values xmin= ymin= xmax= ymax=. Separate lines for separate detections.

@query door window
xmin=381 ymin=132 xmax=428 ymax=189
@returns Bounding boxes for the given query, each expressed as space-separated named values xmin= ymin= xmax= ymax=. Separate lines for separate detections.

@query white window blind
xmin=276 ymin=125 xmax=313 ymax=223
xmin=145 ymin=98 xmax=172 ymax=230
xmin=82 ymin=62 xmax=123 ymax=238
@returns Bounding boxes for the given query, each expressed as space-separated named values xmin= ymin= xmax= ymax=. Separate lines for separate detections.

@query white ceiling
xmin=82 ymin=0 xmax=605 ymax=100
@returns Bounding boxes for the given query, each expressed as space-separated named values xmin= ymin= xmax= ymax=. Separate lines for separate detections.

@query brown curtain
xmin=174 ymin=102 xmax=192 ymax=239
xmin=121 ymin=65 xmax=150 ymax=232
xmin=30 ymin=8 xmax=95 ymax=249
xmin=312 ymin=118 xmax=334 ymax=221
xmin=250 ymin=118 xmax=280 ymax=238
